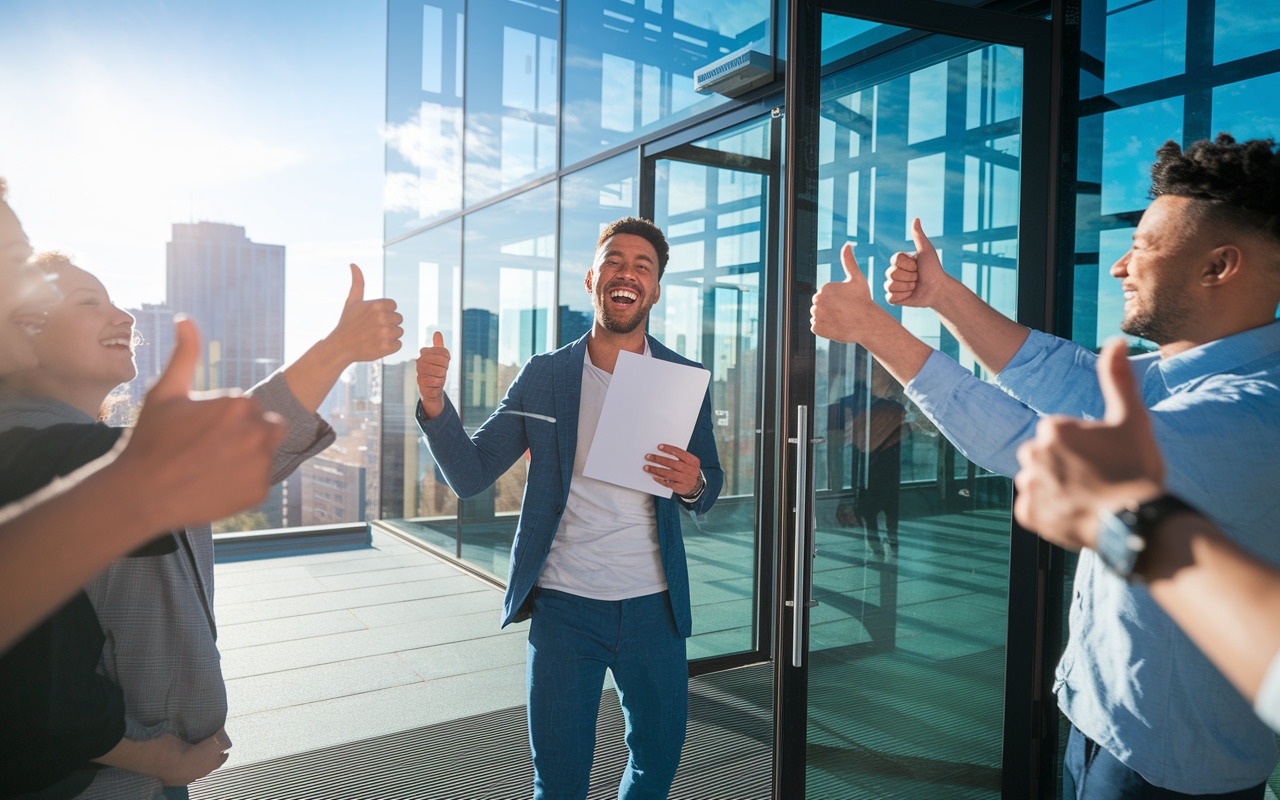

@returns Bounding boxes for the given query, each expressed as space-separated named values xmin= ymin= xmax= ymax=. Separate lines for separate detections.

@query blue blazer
xmin=416 ymin=332 xmax=723 ymax=638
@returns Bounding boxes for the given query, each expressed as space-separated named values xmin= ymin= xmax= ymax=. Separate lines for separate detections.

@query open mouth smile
xmin=100 ymin=336 xmax=133 ymax=351
xmin=608 ymin=287 xmax=639 ymax=307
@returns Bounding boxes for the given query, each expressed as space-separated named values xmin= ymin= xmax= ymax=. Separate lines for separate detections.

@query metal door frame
xmin=640 ymin=110 xmax=787 ymax=677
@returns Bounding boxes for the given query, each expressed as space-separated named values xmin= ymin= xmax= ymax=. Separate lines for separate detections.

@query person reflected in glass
xmin=416 ymin=217 xmax=723 ymax=800
xmin=839 ymin=359 xmax=905 ymax=559
xmin=811 ymin=134 xmax=1280 ymax=799
xmin=0 ymin=252 xmax=403 ymax=799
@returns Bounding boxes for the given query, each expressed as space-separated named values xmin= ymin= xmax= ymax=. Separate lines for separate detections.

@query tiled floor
xmin=214 ymin=530 xmax=529 ymax=767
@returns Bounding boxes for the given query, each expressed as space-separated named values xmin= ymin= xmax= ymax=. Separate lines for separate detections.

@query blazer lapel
xmin=555 ymin=336 xmax=588 ymax=490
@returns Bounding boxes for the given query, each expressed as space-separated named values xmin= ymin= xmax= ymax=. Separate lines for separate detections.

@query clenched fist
xmin=417 ymin=330 xmax=451 ymax=419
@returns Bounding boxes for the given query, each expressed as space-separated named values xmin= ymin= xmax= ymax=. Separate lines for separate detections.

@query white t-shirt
xmin=1256 ymin=648 xmax=1280 ymax=734
xmin=536 ymin=342 xmax=668 ymax=600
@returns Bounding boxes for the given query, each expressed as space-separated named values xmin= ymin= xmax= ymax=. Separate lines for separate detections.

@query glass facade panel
xmin=560 ymin=0 xmax=770 ymax=167
xmin=380 ymin=221 xmax=463 ymax=553
xmin=650 ymin=115 xmax=771 ymax=661
xmin=807 ymin=28 xmax=1022 ymax=796
xmin=1212 ymin=72 xmax=1280 ymax=142
xmin=1213 ymin=0 xmax=1280 ymax=65
xmin=1102 ymin=0 xmax=1185 ymax=93
xmin=558 ymin=152 xmax=639 ymax=346
xmin=464 ymin=0 xmax=559 ymax=206
xmin=385 ymin=0 xmax=466 ymax=238
xmin=458 ymin=182 xmax=557 ymax=576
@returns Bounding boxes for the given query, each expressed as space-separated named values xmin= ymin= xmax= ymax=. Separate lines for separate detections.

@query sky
xmin=0 ymin=0 xmax=388 ymax=364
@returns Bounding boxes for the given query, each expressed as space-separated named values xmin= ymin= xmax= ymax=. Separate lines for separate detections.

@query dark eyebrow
xmin=604 ymin=248 xmax=653 ymax=263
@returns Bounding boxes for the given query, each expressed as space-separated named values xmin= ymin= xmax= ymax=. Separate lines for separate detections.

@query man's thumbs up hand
xmin=811 ymin=243 xmax=879 ymax=344
xmin=417 ymin=330 xmax=451 ymax=420
xmin=1014 ymin=339 xmax=1165 ymax=552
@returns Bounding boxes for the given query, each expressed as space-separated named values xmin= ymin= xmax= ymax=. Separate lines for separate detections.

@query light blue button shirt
xmin=904 ymin=320 xmax=1280 ymax=794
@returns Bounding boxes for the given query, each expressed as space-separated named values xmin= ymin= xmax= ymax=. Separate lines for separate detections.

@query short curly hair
xmin=1150 ymin=133 xmax=1280 ymax=246
xmin=596 ymin=216 xmax=670 ymax=278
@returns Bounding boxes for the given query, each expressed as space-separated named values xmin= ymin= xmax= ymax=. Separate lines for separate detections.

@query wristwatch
xmin=1095 ymin=494 xmax=1196 ymax=578
xmin=679 ymin=470 xmax=707 ymax=503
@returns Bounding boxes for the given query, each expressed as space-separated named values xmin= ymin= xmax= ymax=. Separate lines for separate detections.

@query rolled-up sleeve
xmin=904 ymin=350 xmax=1040 ymax=478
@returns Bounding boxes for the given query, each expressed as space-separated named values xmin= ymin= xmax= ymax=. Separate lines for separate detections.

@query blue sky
xmin=0 ymin=0 xmax=387 ymax=363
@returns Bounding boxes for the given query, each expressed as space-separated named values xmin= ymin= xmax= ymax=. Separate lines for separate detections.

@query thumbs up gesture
xmin=323 ymin=264 xmax=404 ymax=363
xmin=115 ymin=317 xmax=288 ymax=531
xmin=1013 ymin=339 xmax=1165 ymax=551
xmin=884 ymin=219 xmax=954 ymax=309
xmin=810 ymin=243 xmax=878 ymax=344
xmin=416 ymin=331 xmax=451 ymax=420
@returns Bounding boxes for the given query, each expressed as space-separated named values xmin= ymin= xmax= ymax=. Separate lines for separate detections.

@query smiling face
xmin=586 ymin=233 xmax=662 ymax=335
xmin=26 ymin=263 xmax=138 ymax=396
xmin=1110 ymin=195 xmax=1203 ymax=345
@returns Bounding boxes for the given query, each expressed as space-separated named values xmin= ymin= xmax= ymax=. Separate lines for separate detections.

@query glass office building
xmin=378 ymin=0 xmax=1280 ymax=794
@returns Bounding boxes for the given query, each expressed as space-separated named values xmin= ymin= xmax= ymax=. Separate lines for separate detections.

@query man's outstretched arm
xmin=415 ymin=331 xmax=530 ymax=498
xmin=811 ymin=243 xmax=1042 ymax=478
xmin=885 ymin=218 xmax=1031 ymax=375
xmin=0 ymin=319 xmax=285 ymax=651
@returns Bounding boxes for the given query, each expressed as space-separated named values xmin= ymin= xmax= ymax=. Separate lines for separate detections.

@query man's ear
xmin=584 ymin=268 xmax=594 ymax=294
xmin=1201 ymin=245 xmax=1244 ymax=287
xmin=653 ymin=282 xmax=661 ymax=304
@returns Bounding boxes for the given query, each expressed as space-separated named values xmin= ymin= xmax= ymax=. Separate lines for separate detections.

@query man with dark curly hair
xmin=416 ymin=217 xmax=723 ymax=799
xmin=809 ymin=133 xmax=1280 ymax=799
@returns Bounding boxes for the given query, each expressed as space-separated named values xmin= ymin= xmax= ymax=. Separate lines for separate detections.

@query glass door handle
xmin=788 ymin=405 xmax=811 ymax=668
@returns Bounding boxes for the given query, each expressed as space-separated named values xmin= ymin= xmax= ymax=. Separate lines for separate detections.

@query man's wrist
xmin=679 ymin=470 xmax=706 ymax=502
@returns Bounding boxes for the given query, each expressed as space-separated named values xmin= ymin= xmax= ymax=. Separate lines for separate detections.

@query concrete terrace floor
xmin=212 ymin=529 xmax=529 ymax=768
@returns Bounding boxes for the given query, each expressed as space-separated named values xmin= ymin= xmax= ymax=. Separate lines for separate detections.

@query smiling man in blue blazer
xmin=415 ymin=217 xmax=723 ymax=800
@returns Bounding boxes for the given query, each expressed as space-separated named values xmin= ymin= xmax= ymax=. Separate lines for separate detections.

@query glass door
xmin=777 ymin=1 xmax=1057 ymax=797
xmin=643 ymin=113 xmax=783 ymax=671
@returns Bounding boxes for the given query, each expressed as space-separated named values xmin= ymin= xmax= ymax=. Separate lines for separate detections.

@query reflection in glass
xmin=465 ymin=0 xmax=559 ymax=205
xmin=385 ymin=0 xmax=466 ymax=237
xmin=1212 ymin=73 xmax=1280 ymax=143
xmin=380 ymin=221 xmax=462 ymax=554
xmin=561 ymin=0 xmax=770 ymax=167
xmin=559 ymin=153 xmax=639 ymax=346
xmin=1213 ymin=0 xmax=1280 ymax=65
xmin=1103 ymin=0 xmax=1185 ymax=93
xmin=1100 ymin=99 xmax=1183 ymax=216
xmin=807 ymin=31 xmax=1022 ymax=796
xmin=458 ymin=182 xmax=557 ymax=576
xmin=649 ymin=116 xmax=770 ymax=661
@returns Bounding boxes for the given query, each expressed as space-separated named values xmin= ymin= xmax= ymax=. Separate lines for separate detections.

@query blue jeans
xmin=1065 ymin=725 xmax=1267 ymax=799
xmin=527 ymin=588 xmax=688 ymax=800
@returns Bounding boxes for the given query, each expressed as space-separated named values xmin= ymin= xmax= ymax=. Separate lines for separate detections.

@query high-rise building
xmin=119 ymin=301 xmax=176 ymax=413
xmin=166 ymin=222 xmax=285 ymax=391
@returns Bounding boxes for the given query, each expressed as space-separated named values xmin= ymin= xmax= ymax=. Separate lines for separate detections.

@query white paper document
xmin=583 ymin=349 xmax=711 ymax=498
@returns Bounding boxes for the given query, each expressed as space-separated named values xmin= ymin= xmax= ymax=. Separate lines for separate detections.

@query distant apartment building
xmin=299 ymin=456 xmax=367 ymax=526
xmin=166 ymin=221 xmax=285 ymax=391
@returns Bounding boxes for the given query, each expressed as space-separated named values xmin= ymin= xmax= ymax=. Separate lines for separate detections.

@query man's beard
xmin=593 ymin=288 xmax=654 ymax=334
xmin=1119 ymin=284 xmax=1192 ymax=345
